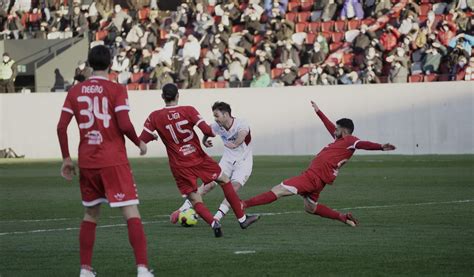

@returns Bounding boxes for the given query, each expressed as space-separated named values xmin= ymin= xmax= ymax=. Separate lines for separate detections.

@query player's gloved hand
xmin=203 ymin=139 xmax=213 ymax=148
xmin=61 ymin=157 xmax=76 ymax=181
xmin=310 ymin=100 xmax=319 ymax=112
xmin=139 ymin=140 xmax=147 ymax=156
xmin=382 ymin=143 xmax=396 ymax=151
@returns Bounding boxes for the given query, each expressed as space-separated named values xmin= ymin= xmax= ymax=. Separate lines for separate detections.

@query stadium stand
xmin=0 ymin=0 xmax=472 ymax=91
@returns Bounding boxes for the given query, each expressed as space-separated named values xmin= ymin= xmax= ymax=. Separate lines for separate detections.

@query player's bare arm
xmin=224 ymin=130 xmax=249 ymax=149
xmin=202 ymin=135 xmax=213 ymax=148
xmin=60 ymin=157 xmax=76 ymax=181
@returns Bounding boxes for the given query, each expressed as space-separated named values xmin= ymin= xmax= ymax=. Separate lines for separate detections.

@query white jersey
xmin=211 ymin=118 xmax=252 ymax=164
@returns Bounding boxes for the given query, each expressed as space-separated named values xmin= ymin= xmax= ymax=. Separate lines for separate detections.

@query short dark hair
xmin=162 ymin=83 xmax=179 ymax=102
xmin=212 ymin=101 xmax=232 ymax=115
xmin=336 ymin=118 xmax=354 ymax=134
xmin=88 ymin=45 xmax=111 ymax=71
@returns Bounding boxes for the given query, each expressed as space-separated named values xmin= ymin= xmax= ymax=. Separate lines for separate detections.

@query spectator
xmin=450 ymin=55 xmax=468 ymax=80
xmin=340 ymin=71 xmax=362 ymax=85
xmin=202 ymin=58 xmax=217 ymax=82
xmin=321 ymin=0 xmax=338 ymax=22
xmin=241 ymin=2 xmax=264 ymax=35
xmin=388 ymin=60 xmax=409 ymax=83
xmin=437 ymin=20 xmax=458 ymax=46
xmin=380 ymin=24 xmax=401 ymax=52
xmin=422 ymin=42 xmax=447 ymax=73
xmin=74 ymin=60 xmax=93 ymax=84
xmin=352 ymin=24 xmax=375 ymax=54
xmin=182 ymin=34 xmax=201 ymax=63
xmin=111 ymin=50 xmax=131 ymax=84
xmin=108 ymin=4 xmax=132 ymax=33
xmin=449 ymin=33 xmax=474 ymax=55
xmin=3 ymin=8 xmax=24 ymax=39
xmin=150 ymin=62 xmax=175 ymax=88
xmin=302 ymin=42 xmax=326 ymax=66
xmin=70 ymin=5 xmax=88 ymax=36
xmin=277 ymin=60 xmax=298 ymax=86
xmin=182 ymin=64 xmax=202 ymax=89
xmin=0 ymin=52 xmax=16 ymax=93
xmin=250 ymin=64 xmax=271 ymax=87
xmin=375 ymin=0 xmax=392 ymax=16
xmin=340 ymin=0 xmax=364 ymax=20
xmin=311 ymin=0 xmax=329 ymax=21
xmin=264 ymin=0 xmax=288 ymax=17
xmin=464 ymin=57 xmax=474 ymax=81
xmin=279 ymin=40 xmax=301 ymax=68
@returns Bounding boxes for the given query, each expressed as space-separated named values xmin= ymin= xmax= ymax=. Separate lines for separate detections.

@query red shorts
xmin=281 ymin=171 xmax=325 ymax=203
xmin=79 ymin=163 xmax=139 ymax=208
xmin=170 ymin=156 xmax=222 ymax=197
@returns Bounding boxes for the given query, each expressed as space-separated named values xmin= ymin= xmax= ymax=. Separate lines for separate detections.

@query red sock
xmin=221 ymin=182 xmax=245 ymax=219
xmin=79 ymin=221 xmax=96 ymax=268
xmin=193 ymin=202 xmax=214 ymax=225
xmin=127 ymin=218 xmax=148 ymax=267
xmin=244 ymin=191 xmax=278 ymax=208
xmin=313 ymin=204 xmax=346 ymax=223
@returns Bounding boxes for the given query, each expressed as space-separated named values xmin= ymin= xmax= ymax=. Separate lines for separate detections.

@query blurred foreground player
xmin=57 ymin=45 xmax=154 ymax=277
xmin=139 ymin=84 xmax=259 ymax=237
xmin=243 ymin=101 xmax=396 ymax=227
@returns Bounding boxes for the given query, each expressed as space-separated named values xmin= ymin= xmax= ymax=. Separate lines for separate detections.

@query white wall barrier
xmin=0 ymin=82 xmax=473 ymax=159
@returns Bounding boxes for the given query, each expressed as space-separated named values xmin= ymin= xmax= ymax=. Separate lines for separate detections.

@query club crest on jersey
xmin=167 ymin=112 xmax=180 ymax=120
xmin=85 ymin=130 xmax=103 ymax=145
xmin=114 ymin=193 xmax=125 ymax=201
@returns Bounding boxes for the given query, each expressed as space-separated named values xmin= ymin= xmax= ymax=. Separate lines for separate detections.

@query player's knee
xmin=304 ymin=203 xmax=315 ymax=214
xmin=121 ymin=205 xmax=141 ymax=220
xmin=84 ymin=205 xmax=101 ymax=221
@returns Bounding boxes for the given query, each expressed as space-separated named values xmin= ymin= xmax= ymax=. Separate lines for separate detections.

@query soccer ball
xmin=178 ymin=208 xmax=198 ymax=227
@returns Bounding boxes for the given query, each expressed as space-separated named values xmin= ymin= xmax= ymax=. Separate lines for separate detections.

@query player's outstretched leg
xmin=213 ymin=182 xmax=242 ymax=221
xmin=79 ymin=205 xmax=100 ymax=277
xmin=304 ymin=199 xmax=358 ymax=227
xmin=121 ymin=205 xmax=154 ymax=276
xmin=171 ymin=182 xmax=217 ymax=224
xmin=188 ymin=192 xmax=222 ymax=237
xmin=244 ymin=183 xmax=295 ymax=208
xmin=217 ymin=178 xmax=260 ymax=229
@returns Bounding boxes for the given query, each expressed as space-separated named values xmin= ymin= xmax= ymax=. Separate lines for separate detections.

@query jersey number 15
xmin=165 ymin=120 xmax=194 ymax=144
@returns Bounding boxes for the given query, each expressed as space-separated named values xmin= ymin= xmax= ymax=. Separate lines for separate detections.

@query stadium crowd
xmin=0 ymin=0 xmax=473 ymax=91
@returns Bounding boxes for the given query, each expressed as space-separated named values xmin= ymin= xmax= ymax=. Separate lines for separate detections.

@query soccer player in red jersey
xmin=138 ymin=83 xmax=259 ymax=237
xmin=243 ymin=101 xmax=396 ymax=227
xmin=56 ymin=45 xmax=154 ymax=277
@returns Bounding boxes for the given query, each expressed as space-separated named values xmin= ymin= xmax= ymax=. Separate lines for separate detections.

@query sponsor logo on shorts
xmin=114 ymin=193 xmax=125 ymax=201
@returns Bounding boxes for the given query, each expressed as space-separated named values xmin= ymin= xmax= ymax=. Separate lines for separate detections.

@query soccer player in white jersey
xmin=170 ymin=101 xmax=253 ymax=224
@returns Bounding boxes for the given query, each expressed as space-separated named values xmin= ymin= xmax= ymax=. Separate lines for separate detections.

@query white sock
xmin=213 ymin=203 xmax=230 ymax=221
xmin=179 ymin=199 xmax=193 ymax=212
xmin=238 ymin=215 xmax=247 ymax=223
xmin=137 ymin=266 xmax=148 ymax=273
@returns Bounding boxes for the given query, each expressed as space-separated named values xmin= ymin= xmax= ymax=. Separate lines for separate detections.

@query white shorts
xmin=219 ymin=155 xmax=253 ymax=186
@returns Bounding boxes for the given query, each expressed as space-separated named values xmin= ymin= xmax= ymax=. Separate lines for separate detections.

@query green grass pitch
xmin=1 ymin=155 xmax=473 ymax=276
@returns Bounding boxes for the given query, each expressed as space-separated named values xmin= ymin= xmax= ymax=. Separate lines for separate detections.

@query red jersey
xmin=61 ymin=76 xmax=132 ymax=168
xmin=142 ymin=105 xmax=213 ymax=168
xmin=307 ymin=110 xmax=383 ymax=184
xmin=308 ymin=135 xmax=360 ymax=184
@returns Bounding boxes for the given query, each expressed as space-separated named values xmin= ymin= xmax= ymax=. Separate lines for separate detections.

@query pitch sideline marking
xmin=0 ymin=220 xmax=167 ymax=236
xmin=234 ymin=250 xmax=256 ymax=255
xmin=0 ymin=199 xmax=472 ymax=236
